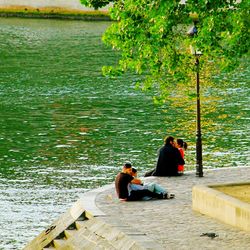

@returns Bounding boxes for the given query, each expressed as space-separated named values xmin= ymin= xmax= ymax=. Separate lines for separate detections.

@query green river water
xmin=0 ymin=18 xmax=249 ymax=249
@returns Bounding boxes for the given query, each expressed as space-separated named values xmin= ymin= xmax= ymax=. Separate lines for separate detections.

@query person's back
xmin=153 ymin=136 xmax=185 ymax=176
xmin=115 ymin=163 xmax=133 ymax=200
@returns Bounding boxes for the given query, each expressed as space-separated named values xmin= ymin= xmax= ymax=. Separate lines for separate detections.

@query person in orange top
xmin=176 ymin=139 xmax=187 ymax=175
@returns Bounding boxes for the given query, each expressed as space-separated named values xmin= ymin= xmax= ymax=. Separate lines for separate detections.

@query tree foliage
xmin=80 ymin=0 xmax=111 ymax=10
xmin=81 ymin=0 xmax=249 ymax=101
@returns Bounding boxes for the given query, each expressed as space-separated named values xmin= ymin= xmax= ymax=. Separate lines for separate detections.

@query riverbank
xmin=95 ymin=167 xmax=250 ymax=249
xmin=0 ymin=6 xmax=111 ymax=20
xmin=25 ymin=166 xmax=250 ymax=249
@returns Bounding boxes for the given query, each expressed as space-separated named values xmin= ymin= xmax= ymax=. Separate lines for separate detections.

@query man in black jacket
xmin=145 ymin=136 xmax=185 ymax=177
xmin=153 ymin=136 xmax=185 ymax=176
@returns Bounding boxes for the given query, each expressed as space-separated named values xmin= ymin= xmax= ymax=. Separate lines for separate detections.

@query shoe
xmin=163 ymin=193 xmax=175 ymax=199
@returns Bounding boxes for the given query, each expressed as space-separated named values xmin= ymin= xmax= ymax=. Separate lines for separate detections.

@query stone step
xmin=85 ymin=219 xmax=106 ymax=232
xmin=24 ymin=202 xmax=91 ymax=250
xmin=75 ymin=219 xmax=92 ymax=230
xmin=64 ymin=229 xmax=78 ymax=239
xmin=66 ymin=225 xmax=116 ymax=250
xmin=75 ymin=217 xmax=144 ymax=249
xmin=95 ymin=223 xmax=122 ymax=241
xmin=66 ymin=222 xmax=77 ymax=230
xmin=53 ymin=237 xmax=98 ymax=250
xmin=75 ymin=218 xmax=105 ymax=232
xmin=47 ymin=219 xmax=113 ymax=249
xmin=52 ymin=239 xmax=65 ymax=249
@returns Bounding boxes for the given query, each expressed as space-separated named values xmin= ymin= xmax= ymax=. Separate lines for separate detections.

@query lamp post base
xmin=196 ymin=171 xmax=203 ymax=177
xmin=196 ymin=132 xmax=203 ymax=177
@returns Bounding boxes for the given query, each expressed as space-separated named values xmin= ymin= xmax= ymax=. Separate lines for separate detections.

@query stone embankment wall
xmin=0 ymin=0 xmax=111 ymax=20
xmin=24 ymin=186 xmax=150 ymax=250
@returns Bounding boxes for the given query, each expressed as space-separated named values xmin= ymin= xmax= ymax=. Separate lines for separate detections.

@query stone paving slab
xmin=94 ymin=167 xmax=250 ymax=250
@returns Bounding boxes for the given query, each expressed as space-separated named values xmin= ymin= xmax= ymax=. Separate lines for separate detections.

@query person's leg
xmin=143 ymin=183 xmax=154 ymax=192
xmin=127 ymin=190 xmax=163 ymax=201
xmin=147 ymin=182 xmax=167 ymax=195
xmin=143 ymin=189 xmax=163 ymax=199
xmin=130 ymin=183 xmax=144 ymax=191
xmin=145 ymin=183 xmax=175 ymax=199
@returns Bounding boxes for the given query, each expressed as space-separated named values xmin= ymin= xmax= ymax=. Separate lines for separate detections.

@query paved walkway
xmin=93 ymin=167 xmax=250 ymax=250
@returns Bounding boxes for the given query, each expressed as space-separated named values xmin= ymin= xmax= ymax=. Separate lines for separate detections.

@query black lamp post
xmin=188 ymin=22 xmax=203 ymax=177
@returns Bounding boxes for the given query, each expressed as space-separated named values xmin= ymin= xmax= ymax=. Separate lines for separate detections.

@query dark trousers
xmin=127 ymin=190 xmax=162 ymax=201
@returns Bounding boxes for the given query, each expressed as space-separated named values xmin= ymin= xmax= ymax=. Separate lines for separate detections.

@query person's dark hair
xmin=177 ymin=139 xmax=188 ymax=150
xmin=164 ymin=136 xmax=174 ymax=145
xmin=177 ymin=139 xmax=184 ymax=147
xmin=132 ymin=167 xmax=137 ymax=173
xmin=124 ymin=162 xmax=132 ymax=168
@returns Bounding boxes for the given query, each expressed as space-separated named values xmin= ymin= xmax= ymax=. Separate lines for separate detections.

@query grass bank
xmin=0 ymin=6 xmax=111 ymax=21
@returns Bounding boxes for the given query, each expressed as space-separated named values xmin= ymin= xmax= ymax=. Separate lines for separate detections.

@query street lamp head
xmin=187 ymin=25 xmax=198 ymax=37
xmin=187 ymin=20 xmax=202 ymax=56
xmin=187 ymin=19 xmax=199 ymax=37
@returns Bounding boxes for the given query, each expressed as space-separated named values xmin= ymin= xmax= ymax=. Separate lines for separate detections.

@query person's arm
xmin=176 ymin=148 xmax=185 ymax=165
xmin=131 ymin=178 xmax=143 ymax=185
xmin=179 ymin=148 xmax=184 ymax=158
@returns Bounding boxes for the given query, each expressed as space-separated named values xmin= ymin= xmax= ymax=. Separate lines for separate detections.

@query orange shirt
xmin=178 ymin=148 xmax=185 ymax=172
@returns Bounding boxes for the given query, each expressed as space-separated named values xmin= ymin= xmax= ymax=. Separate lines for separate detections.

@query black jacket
xmin=153 ymin=144 xmax=185 ymax=176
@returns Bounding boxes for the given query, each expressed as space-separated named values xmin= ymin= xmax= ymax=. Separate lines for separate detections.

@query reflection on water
xmin=0 ymin=17 xmax=249 ymax=249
